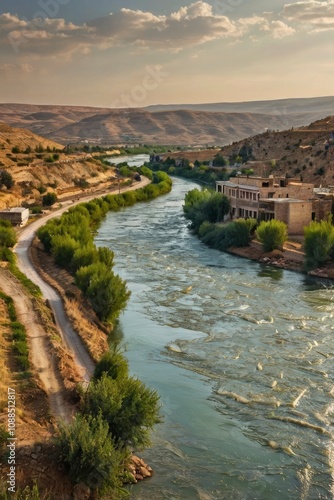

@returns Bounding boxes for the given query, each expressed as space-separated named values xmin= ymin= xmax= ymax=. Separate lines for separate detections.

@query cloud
xmin=283 ymin=0 xmax=334 ymax=31
xmin=237 ymin=15 xmax=295 ymax=39
xmin=0 ymin=2 xmax=302 ymax=59
xmin=263 ymin=20 xmax=296 ymax=39
xmin=87 ymin=2 xmax=237 ymax=49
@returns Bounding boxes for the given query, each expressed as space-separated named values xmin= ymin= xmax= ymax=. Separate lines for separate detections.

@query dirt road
xmin=3 ymin=177 xmax=151 ymax=420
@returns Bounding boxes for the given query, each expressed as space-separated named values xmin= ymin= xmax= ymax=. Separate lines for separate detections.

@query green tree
xmin=82 ymin=374 xmax=161 ymax=449
xmin=86 ymin=271 xmax=130 ymax=323
xmin=0 ymin=220 xmax=17 ymax=247
xmin=304 ymin=217 xmax=334 ymax=269
xmin=42 ymin=192 xmax=57 ymax=206
xmin=0 ymin=171 xmax=14 ymax=189
xmin=256 ymin=219 xmax=288 ymax=252
xmin=51 ymin=234 xmax=80 ymax=268
xmin=93 ymin=348 xmax=129 ymax=382
xmin=56 ymin=413 xmax=128 ymax=495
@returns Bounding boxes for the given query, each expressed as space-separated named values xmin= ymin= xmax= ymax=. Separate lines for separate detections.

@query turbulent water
xmin=95 ymin=176 xmax=334 ymax=500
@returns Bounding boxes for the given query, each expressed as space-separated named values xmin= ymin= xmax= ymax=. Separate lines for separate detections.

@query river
xmin=95 ymin=176 xmax=334 ymax=500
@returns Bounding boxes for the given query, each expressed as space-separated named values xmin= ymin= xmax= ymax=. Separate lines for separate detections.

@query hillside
xmin=0 ymin=122 xmax=117 ymax=209
xmin=218 ymin=116 xmax=334 ymax=186
xmin=1 ymin=97 xmax=333 ymax=146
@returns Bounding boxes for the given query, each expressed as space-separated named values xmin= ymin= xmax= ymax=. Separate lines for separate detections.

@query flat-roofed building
xmin=216 ymin=175 xmax=331 ymax=235
xmin=0 ymin=207 xmax=29 ymax=226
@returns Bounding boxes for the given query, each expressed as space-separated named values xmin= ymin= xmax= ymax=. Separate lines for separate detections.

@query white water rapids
xmin=95 ymin=176 xmax=334 ymax=500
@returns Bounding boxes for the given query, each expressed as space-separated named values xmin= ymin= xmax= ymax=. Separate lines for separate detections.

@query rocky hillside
xmin=0 ymin=100 xmax=332 ymax=147
xmin=0 ymin=122 xmax=116 ymax=209
xmin=219 ymin=116 xmax=334 ymax=187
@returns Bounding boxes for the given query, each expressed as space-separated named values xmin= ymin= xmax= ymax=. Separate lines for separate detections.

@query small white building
xmin=0 ymin=207 xmax=29 ymax=226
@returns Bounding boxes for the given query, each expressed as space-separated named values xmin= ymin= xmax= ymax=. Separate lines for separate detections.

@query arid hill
xmin=218 ymin=116 xmax=334 ymax=186
xmin=1 ymin=97 xmax=334 ymax=146
xmin=0 ymin=122 xmax=116 ymax=208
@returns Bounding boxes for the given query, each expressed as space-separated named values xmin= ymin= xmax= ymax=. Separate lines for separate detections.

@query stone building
xmin=216 ymin=175 xmax=332 ymax=235
xmin=0 ymin=207 xmax=29 ymax=226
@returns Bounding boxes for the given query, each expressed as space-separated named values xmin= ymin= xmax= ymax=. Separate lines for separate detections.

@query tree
xmin=93 ymin=348 xmax=129 ymax=382
xmin=82 ymin=373 xmax=161 ymax=449
xmin=0 ymin=171 xmax=14 ymax=189
xmin=304 ymin=217 xmax=334 ymax=269
xmin=0 ymin=220 xmax=17 ymax=247
xmin=42 ymin=192 xmax=57 ymax=206
xmin=56 ymin=413 xmax=128 ymax=495
xmin=85 ymin=271 xmax=130 ymax=323
xmin=256 ymin=219 xmax=288 ymax=252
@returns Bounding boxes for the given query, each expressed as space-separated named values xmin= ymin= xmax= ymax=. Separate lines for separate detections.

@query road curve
xmin=14 ymin=177 xmax=151 ymax=383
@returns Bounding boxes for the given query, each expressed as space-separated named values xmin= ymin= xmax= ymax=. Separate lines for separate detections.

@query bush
xmin=256 ymin=220 xmax=288 ymax=252
xmin=0 ymin=223 xmax=17 ymax=247
xmin=0 ymin=171 xmax=14 ymax=189
xmin=82 ymin=373 xmax=161 ymax=449
xmin=93 ymin=348 xmax=129 ymax=381
xmin=56 ymin=413 xmax=128 ymax=495
xmin=304 ymin=218 xmax=334 ymax=269
xmin=42 ymin=192 xmax=57 ymax=206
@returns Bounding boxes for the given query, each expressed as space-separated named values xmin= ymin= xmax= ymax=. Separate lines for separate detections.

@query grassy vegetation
xmin=0 ymin=291 xmax=31 ymax=376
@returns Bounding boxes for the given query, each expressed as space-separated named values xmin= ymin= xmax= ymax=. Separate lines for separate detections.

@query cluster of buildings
xmin=216 ymin=175 xmax=333 ymax=235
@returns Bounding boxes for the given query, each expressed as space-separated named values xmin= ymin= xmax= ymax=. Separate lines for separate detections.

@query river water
xmin=95 ymin=176 xmax=334 ymax=500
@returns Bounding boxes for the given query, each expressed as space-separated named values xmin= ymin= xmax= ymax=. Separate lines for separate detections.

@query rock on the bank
xmin=126 ymin=455 xmax=153 ymax=484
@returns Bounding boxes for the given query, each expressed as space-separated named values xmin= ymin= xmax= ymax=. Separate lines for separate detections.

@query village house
xmin=216 ymin=175 xmax=333 ymax=235
xmin=0 ymin=207 xmax=29 ymax=226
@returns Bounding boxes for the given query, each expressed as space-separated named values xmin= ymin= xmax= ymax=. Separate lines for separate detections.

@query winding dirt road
xmin=2 ymin=177 xmax=150 ymax=420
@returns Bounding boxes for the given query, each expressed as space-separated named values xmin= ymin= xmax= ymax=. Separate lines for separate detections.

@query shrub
xmin=93 ymin=348 xmax=129 ymax=381
xmin=42 ymin=192 xmax=57 ymax=206
xmin=256 ymin=220 xmax=288 ymax=252
xmin=51 ymin=234 xmax=80 ymax=268
xmin=56 ymin=413 xmax=128 ymax=495
xmin=304 ymin=218 xmax=334 ymax=269
xmin=82 ymin=374 xmax=161 ymax=449
xmin=0 ymin=171 xmax=14 ymax=189
xmin=0 ymin=223 xmax=17 ymax=247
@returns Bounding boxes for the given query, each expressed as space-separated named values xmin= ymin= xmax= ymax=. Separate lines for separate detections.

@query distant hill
xmin=0 ymin=96 xmax=333 ymax=146
xmin=217 ymin=115 xmax=334 ymax=187
xmin=145 ymin=95 xmax=334 ymax=115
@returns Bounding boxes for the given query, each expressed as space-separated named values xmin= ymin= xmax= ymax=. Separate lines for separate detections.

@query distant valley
xmin=0 ymin=96 xmax=333 ymax=146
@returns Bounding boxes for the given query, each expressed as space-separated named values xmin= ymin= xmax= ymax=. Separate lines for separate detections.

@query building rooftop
xmin=259 ymin=198 xmax=309 ymax=204
xmin=217 ymin=181 xmax=259 ymax=191
xmin=0 ymin=207 xmax=27 ymax=213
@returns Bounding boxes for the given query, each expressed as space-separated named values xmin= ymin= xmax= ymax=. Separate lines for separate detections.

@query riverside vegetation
xmin=183 ymin=188 xmax=334 ymax=271
xmin=33 ymin=167 xmax=171 ymax=497
xmin=0 ymin=168 xmax=171 ymax=498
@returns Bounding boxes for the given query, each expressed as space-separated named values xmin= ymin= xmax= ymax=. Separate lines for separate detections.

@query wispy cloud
xmin=283 ymin=0 xmax=334 ymax=31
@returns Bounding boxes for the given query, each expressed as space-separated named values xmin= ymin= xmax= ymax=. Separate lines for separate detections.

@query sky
xmin=0 ymin=0 xmax=333 ymax=107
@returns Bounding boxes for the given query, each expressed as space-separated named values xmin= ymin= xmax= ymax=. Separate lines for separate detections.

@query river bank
xmin=227 ymin=239 xmax=334 ymax=279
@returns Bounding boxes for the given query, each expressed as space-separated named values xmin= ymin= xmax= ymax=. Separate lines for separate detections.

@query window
xmin=262 ymin=182 xmax=269 ymax=187
xmin=217 ymin=185 xmax=222 ymax=192
xmin=268 ymin=192 xmax=275 ymax=198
